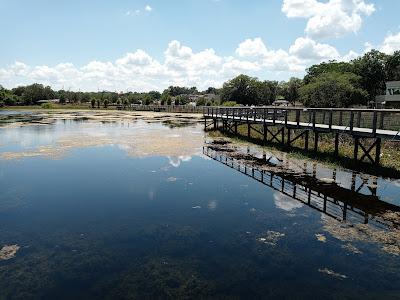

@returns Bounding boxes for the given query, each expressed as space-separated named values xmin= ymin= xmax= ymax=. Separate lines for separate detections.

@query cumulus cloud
xmin=145 ymin=5 xmax=152 ymax=12
xmin=282 ymin=0 xmax=375 ymax=39
xmin=289 ymin=37 xmax=340 ymax=60
xmin=0 ymin=37 xmax=357 ymax=91
xmin=379 ymin=32 xmax=400 ymax=54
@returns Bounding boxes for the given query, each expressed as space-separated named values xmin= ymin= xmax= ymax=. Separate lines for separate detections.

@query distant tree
xmin=279 ymin=77 xmax=303 ymax=104
xmin=221 ymin=75 xmax=278 ymax=106
xmin=91 ymin=99 xmax=96 ymax=108
xmin=221 ymin=75 xmax=258 ymax=105
xmin=20 ymin=83 xmax=55 ymax=105
xmin=148 ymin=91 xmax=161 ymax=100
xmin=103 ymin=99 xmax=109 ymax=108
xmin=97 ymin=99 xmax=100 ymax=109
xmin=205 ymin=87 xmax=218 ymax=94
xmin=299 ymin=72 xmax=368 ymax=107
xmin=352 ymin=50 xmax=387 ymax=101
xmin=304 ymin=61 xmax=354 ymax=84
xmin=385 ymin=51 xmax=400 ymax=81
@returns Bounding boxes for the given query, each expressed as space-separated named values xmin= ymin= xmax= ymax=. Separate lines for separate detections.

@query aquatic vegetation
xmin=315 ymin=234 xmax=327 ymax=243
xmin=257 ymin=231 xmax=285 ymax=246
xmin=322 ymin=215 xmax=400 ymax=256
xmin=318 ymin=268 xmax=347 ymax=280
xmin=341 ymin=243 xmax=362 ymax=254
xmin=0 ymin=244 xmax=20 ymax=260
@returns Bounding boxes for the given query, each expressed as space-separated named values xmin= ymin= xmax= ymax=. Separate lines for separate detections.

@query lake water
xmin=1 ymin=110 xmax=400 ymax=299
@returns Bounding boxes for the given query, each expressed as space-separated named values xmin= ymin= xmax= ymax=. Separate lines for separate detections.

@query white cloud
xmin=0 ymin=37 xmax=357 ymax=92
xmin=145 ymin=5 xmax=152 ymax=12
xmin=282 ymin=0 xmax=375 ymax=39
xmin=289 ymin=37 xmax=340 ymax=60
xmin=236 ymin=38 xmax=268 ymax=57
xmin=379 ymin=32 xmax=400 ymax=54
xmin=273 ymin=192 xmax=303 ymax=212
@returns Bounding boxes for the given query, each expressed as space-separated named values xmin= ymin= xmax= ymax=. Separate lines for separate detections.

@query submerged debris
xmin=257 ymin=231 xmax=285 ymax=246
xmin=318 ymin=268 xmax=347 ymax=280
xmin=322 ymin=215 xmax=400 ymax=256
xmin=341 ymin=243 xmax=362 ymax=254
xmin=315 ymin=234 xmax=327 ymax=243
xmin=0 ymin=244 xmax=20 ymax=260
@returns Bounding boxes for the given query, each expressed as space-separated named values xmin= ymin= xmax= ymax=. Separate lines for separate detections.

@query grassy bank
xmin=208 ymin=124 xmax=400 ymax=178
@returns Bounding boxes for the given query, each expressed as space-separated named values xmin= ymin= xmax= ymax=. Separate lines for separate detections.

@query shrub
xmin=41 ymin=102 xmax=54 ymax=109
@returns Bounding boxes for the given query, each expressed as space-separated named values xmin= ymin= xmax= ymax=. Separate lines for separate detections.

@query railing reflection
xmin=203 ymin=146 xmax=400 ymax=230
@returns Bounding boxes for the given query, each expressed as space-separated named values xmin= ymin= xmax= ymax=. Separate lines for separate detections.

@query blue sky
xmin=0 ymin=0 xmax=399 ymax=91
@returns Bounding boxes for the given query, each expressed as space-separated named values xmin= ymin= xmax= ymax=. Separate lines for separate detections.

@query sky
xmin=0 ymin=0 xmax=399 ymax=92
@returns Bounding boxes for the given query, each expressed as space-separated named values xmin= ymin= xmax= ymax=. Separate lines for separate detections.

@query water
xmin=0 ymin=111 xmax=399 ymax=299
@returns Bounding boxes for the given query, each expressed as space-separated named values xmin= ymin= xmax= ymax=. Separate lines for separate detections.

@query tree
xmin=221 ymin=75 xmax=258 ymax=105
xmin=385 ymin=51 xmax=400 ymax=81
xmin=91 ymin=99 xmax=96 ymax=108
xmin=148 ymin=91 xmax=161 ymax=100
xmin=20 ymin=83 xmax=55 ymax=105
xmin=299 ymin=72 xmax=368 ymax=108
xmin=279 ymin=77 xmax=303 ymax=104
xmin=352 ymin=50 xmax=387 ymax=101
xmin=304 ymin=61 xmax=354 ymax=84
xmin=103 ymin=99 xmax=109 ymax=108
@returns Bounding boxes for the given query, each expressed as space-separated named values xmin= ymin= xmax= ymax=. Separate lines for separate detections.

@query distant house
xmin=374 ymin=81 xmax=400 ymax=108
xmin=272 ymin=100 xmax=290 ymax=107
xmin=37 ymin=99 xmax=60 ymax=104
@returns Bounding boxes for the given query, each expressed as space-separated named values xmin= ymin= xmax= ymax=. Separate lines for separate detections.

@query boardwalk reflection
xmin=203 ymin=146 xmax=400 ymax=230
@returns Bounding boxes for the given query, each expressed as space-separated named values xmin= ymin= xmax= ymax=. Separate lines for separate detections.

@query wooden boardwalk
xmin=204 ymin=107 xmax=400 ymax=165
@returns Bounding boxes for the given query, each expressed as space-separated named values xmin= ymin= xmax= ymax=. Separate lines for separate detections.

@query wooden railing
xmin=121 ymin=104 xmax=205 ymax=113
xmin=203 ymin=106 xmax=400 ymax=134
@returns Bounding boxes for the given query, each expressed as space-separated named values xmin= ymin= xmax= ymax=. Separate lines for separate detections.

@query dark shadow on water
xmin=204 ymin=144 xmax=400 ymax=230
xmin=209 ymin=129 xmax=400 ymax=179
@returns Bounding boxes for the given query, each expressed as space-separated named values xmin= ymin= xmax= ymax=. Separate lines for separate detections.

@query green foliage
xmin=174 ymin=95 xmax=189 ymax=105
xmin=299 ymin=72 xmax=368 ymax=107
xmin=91 ymin=99 xmax=96 ymax=108
xmin=221 ymin=101 xmax=238 ymax=107
xmin=221 ymin=74 xmax=277 ymax=106
xmin=352 ymin=50 xmax=387 ymax=100
xmin=163 ymin=86 xmax=197 ymax=97
xmin=278 ymin=77 xmax=303 ymax=104
xmin=304 ymin=61 xmax=354 ymax=84
xmin=41 ymin=102 xmax=54 ymax=109
xmin=103 ymin=99 xmax=109 ymax=108
xmin=385 ymin=50 xmax=400 ymax=81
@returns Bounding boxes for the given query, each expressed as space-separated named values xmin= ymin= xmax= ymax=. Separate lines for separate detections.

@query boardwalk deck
xmin=204 ymin=107 xmax=400 ymax=165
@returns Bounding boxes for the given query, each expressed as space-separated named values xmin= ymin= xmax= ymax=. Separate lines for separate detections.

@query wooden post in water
xmin=247 ymin=123 xmax=251 ymax=138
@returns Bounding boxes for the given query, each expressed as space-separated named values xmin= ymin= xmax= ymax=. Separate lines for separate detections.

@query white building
xmin=374 ymin=81 xmax=400 ymax=108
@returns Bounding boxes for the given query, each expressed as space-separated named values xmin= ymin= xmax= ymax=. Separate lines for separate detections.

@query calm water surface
xmin=0 ymin=111 xmax=399 ymax=299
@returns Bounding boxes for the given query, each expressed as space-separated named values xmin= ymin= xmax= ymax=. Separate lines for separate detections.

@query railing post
xmin=372 ymin=110 xmax=378 ymax=136
xmin=379 ymin=111 xmax=385 ymax=129
xmin=329 ymin=109 xmax=333 ymax=131
xmin=312 ymin=110 xmax=316 ymax=130
xmin=273 ymin=108 xmax=276 ymax=125
xmin=296 ymin=110 xmax=300 ymax=128
xmin=349 ymin=110 xmax=354 ymax=133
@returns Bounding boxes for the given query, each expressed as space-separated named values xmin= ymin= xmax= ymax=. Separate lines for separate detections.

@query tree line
xmin=1 ymin=49 xmax=400 ymax=108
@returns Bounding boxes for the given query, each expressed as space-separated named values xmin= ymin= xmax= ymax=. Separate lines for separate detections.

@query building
xmin=374 ymin=81 xmax=400 ymax=108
